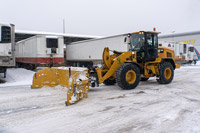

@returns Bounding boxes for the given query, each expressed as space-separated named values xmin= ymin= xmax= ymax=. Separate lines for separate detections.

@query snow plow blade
xmin=31 ymin=68 xmax=90 ymax=106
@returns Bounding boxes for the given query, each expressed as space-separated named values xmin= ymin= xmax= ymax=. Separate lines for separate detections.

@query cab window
xmin=145 ymin=33 xmax=158 ymax=48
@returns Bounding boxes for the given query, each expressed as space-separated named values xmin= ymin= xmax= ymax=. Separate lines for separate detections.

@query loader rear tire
xmin=116 ymin=63 xmax=140 ymax=90
xmin=157 ymin=62 xmax=174 ymax=84
xmin=103 ymin=78 xmax=116 ymax=85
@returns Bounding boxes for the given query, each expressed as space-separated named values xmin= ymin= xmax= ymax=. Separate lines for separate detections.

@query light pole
xmin=63 ymin=19 xmax=65 ymax=33
xmin=172 ymin=31 xmax=175 ymax=47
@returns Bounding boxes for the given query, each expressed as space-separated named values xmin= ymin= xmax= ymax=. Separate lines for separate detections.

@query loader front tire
xmin=157 ymin=62 xmax=174 ymax=84
xmin=116 ymin=63 xmax=140 ymax=90
xmin=102 ymin=72 xmax=116 ymax=85
xmin=103 ymin=78 xmax=116 ymax=85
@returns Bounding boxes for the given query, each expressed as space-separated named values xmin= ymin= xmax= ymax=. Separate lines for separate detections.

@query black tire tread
xmin=116 ymin=63 xmax=140 ymax=90
xmin=141 ymin=77 xmax=149 ymax=81
xmin=157 ymin=62 xmax=174 ymax=84
xmin=103 ymin=78 xmax=116 ymax=85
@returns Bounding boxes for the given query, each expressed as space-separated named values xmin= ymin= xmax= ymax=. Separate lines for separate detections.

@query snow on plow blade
xmin=31 ymin=67 xmax=90 ymax=106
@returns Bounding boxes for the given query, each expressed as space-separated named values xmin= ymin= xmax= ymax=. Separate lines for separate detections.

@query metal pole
xmin=63 ymin=19 xmax=65 ymax=33
xmin=172 ymin=31 xmax=175 ymax=47
xmin=10 ymin=24 xmax=16 ymax=66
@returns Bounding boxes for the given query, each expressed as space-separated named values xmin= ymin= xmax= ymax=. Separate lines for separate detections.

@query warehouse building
xmin=159 ymin=31 xmax=200 ymax=59
xmin=13 ymin=30 xmax=101 ymax=67
xmin=15 ymin=30 xmax=101 ymax=44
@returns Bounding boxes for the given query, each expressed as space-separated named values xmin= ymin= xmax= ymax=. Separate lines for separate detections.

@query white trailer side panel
xmin=16 ymin=36 xmax=37 ymax=57
xmin=66 ymin=35 xmax=128 ymax=61
xmin=16 ymin=36 xmax=64 ymax=58
xmin=15 ymin=35 xmax=64 ymax=64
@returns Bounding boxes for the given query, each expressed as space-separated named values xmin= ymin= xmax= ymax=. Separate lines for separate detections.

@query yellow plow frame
xmin=31 ymin=68 xmax=90 ymax=105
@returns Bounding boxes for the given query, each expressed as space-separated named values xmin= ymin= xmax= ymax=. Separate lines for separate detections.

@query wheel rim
xmin=164 ymin=68 xmax=171 ymax=79
xmin=125 ymin=70 xmax=136 ymax=84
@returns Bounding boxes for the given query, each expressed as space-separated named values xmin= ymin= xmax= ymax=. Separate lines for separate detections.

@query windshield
xmin=129 ymin=33 xmax=145 ymax=51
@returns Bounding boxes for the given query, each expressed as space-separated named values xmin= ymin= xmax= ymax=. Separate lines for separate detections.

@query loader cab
xmin=128 ymin=31 xmax=158 ymax=62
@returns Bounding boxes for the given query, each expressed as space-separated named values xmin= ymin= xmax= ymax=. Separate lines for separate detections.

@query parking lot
xmin=0 ymin=63 xmax=200 ymax=133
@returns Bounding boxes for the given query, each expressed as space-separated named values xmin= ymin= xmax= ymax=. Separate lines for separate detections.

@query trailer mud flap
xmin=31 ymin=68 xmax=89 ymax=106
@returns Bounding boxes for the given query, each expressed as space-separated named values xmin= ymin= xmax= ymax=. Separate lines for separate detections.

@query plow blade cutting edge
xmin=31 ymin=68 xmax=90 ymax=106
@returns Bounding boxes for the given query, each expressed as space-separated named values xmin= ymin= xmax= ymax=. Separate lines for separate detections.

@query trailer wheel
xmin=140 ymin=77 xmax=149 ymax=81
xmin=3 ymin=69 xmax=6 ymax=78
xmin=157 ymin=62 xmax=174 ymax=84
xmin=103 ymin=78 xmax=116 ymax=85
xmin=116 ymin=63 xmax=140 ymax=90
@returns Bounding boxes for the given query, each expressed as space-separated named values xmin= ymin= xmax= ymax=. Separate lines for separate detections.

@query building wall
xmin=159 ymin=34 xmax=200 ymax=59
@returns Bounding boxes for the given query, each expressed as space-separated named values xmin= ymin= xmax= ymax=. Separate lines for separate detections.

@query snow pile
xmin=58 ymin=66 xmax=89 ymax=81
xmin=58 ymin=66 xmax=87 ymax=71
xmin=0 ymin=68 xmax=35 ymax=87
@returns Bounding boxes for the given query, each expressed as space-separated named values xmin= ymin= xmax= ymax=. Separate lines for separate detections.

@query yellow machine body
xmin=96 ymin=46 xmax=180 ymax=84
xmin=95 ymin=31 xmax=180 ymax=88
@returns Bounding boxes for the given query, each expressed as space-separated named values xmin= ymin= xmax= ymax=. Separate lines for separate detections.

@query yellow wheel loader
xmin=31 ymin=31 xmax=180 ymax=105
xmin=94 ymin=31 xmax=180 ymax=90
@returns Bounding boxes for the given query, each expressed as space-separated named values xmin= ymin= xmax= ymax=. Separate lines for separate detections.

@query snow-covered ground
xmin=0 ymin=63 xmax=200 ymax=133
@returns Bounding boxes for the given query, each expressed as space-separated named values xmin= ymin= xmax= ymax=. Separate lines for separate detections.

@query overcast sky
xmin=0 ymin=0 xmax=200 ymax=36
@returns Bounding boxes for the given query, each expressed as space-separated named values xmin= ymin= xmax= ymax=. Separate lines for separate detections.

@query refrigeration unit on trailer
xmin=158 ymin=40 xmax=197 ymax=64
xmin=177 ymin=44 xmax=197 ymax=64
xmin=0 ymin=23 xmax=15 ymax=78
xmin=66 ymin=34 xmax=129 ymax=66
xmin=15 ymin=35 xmax=64 ymax=69
xmin=159 ymin=30 xmax=200 ymax=61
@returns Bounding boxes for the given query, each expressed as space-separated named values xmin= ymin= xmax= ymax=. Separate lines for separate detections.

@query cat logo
xmin=176 ymin=40 xmax=195 ymax=44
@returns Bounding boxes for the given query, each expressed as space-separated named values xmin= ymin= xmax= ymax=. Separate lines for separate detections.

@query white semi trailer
xmin=0 ymin=23 xmax=15 ymax=78
xmin=66 ymin=34 xmax=129 ymax=66
xmin=15 ymin=35 xmax=64 ymax=69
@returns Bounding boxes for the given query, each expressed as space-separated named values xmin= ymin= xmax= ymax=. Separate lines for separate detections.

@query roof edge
xmin=159 ymin=30 xmax=200 ymax=38
xmin=15 ymin=30 xmax=102 ymax=39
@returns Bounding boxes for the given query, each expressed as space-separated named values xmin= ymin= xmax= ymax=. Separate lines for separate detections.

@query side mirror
xmin=124 ymin=36 xmax=130 ymax=44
